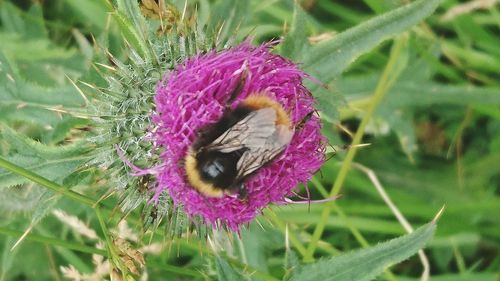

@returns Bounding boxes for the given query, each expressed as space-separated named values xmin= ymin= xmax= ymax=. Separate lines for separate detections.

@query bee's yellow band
xmin=185 ymin=150 xmax=225 ymax=198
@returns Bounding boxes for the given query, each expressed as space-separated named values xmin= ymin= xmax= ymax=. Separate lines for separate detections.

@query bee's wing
xmin=236 ymin=124 xmax=293 ymax=178
xmin=207 ymin=107 xmax=278 ymax=153
xmin=206 ymin=107 xmax=293 ymax=179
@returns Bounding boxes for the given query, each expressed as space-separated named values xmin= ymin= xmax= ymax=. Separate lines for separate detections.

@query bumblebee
xmin=184 ymin=74 xmax=307 ymax=198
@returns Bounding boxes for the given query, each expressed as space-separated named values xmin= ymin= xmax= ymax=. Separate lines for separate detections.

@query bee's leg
xmin=324 ymin=143 xmax=338 ymax=164
xmin=237 ymin=183 xmax=248 ymax=201
xmin=295 ymin=111 xmax=315 ymax=130
xmin=226 ymin=63 xmax=249 ymax=110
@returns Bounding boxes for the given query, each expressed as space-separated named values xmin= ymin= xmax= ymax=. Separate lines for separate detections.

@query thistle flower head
xmin=153 ymin=42 xmax=325 ymax=231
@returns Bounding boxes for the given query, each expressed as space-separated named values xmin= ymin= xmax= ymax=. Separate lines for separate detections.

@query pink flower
xmin=152 ymin=42 xmax=325 ymax=231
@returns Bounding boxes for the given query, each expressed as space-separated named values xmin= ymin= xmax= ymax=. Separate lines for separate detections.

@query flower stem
xmin=95 ymin=207 xmax=116 ymax=257
xmin=95 ymin=206 xmax=131 ymax=278
xmin=304 ymin=35 xmax=407 ymax=262
xmin=0 ymin=156 xmax=95 ymax=207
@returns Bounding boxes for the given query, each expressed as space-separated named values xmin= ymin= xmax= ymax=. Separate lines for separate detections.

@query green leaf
xmin=0 ymin=229 xmax=58 ymax=280
xmin=238 ymin=227 xmax=270 ymax=275
xmin=116 ymin=0 xmax=148 ymax=39
xmin=283 ymin=248 xmax=300 ymax=280
xmin=0 ymin=51 xmax=85 ymax=126
xmin=41 ymin=116 xmax=89 ymax=144
xmin=215 ymin=256 xmax=247 ymax=281
xmin=280 ymin=1 xmax=308 ymax=61
xmin=37 ymin=225 xmax=94 ymax=273
xmin=388 ymin=110 xmax=418 ymax=159
xmin=0 ymin=155 xmax=83 ymax=189
xmin=314 ymin=86 xmax=345 ymax=122
xmin=196 ymin=0 xmax=211 ymax=28
xmin=290 ymin=223 xmax=436 ymax=281
xmin=0 ymin=2 xmax=28 ymax=35
xmin=207 ymin=0 xmax=249 ymax=45
xmin=303 ymin=0 xmax=441 ymax=88
xmin=0 ymin=3 xmax=87 ymax=88
xmin=112 ymin=10 xmax=151 ymax=61
xmin=363 ymin=0 xmax=407 ymax=14
xmin=0 ymin=2 xmax=48 ymax=38
xmin=0 ymin=183 xmax=44 ymax=213
xmin=0 ymin=33 xmax=85 ymax=86
xmin=398 ymin=272 xmax=499 ymax=281
xmin=1 ymin=236 xmax=18 ymax=281
xmin=31 ymin=190 xmax=61 ymax=226
xmin=64 ymin=0 xmax=107 ymax=31
xmin=72 ymin=28 xmax=94 ymax=63
xmin=0 ymin=125 xmax=91 ymax=188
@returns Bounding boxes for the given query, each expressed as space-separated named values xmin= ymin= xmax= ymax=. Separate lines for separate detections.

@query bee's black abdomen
xmin=196 ymin=148 xmax=247 ymax=190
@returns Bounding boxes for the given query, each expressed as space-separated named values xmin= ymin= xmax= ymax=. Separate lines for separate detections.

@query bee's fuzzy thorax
xmin=241 ymin=94 xmax=291 ymax=127
xmin=153 ymin=41 xmax=325 ymax=231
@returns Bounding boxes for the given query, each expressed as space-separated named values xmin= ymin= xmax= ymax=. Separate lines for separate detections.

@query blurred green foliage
xmin=0 ymin=0 xmax=499 ymax=280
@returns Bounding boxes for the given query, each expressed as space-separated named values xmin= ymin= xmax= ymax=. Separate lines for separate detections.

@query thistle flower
xmin=152 ymin=42 xmax=325 ymax=231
